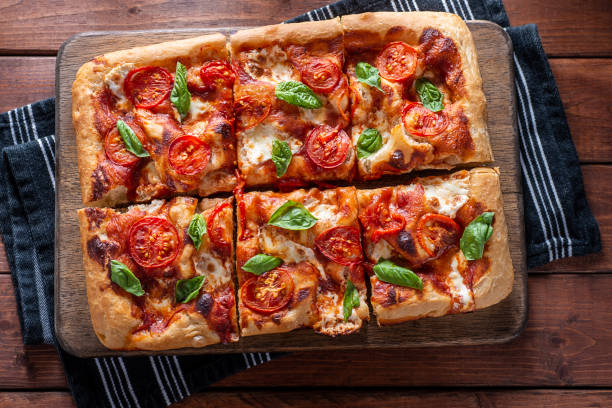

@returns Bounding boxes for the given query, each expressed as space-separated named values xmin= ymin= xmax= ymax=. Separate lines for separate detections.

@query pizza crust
xmin=72 ymin=33 xmax=234 ymax=206
xmin=77 ymin=197 xmax=238 ymax=350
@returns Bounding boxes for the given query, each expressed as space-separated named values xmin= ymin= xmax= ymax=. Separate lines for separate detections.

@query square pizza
xmin=73 ymin=33 xmax=237 ymax=206
xmin=230 ymin=19 xmax=355 ymax=188
xmin=343 ymin=12 xmax=492 ymax=179
xmin=235 ymin=187 xmax=369 ymax=337
xmin=77 ymin=196 xmax=237 ymax=350
xmin=357 ymin=168 xmax=513 ymax=324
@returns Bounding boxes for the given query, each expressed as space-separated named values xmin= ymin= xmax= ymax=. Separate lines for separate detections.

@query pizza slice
xmin=357 ymin=168 xmax=513 ymax=325
xmin=77 ymin=196 xmax=237 ymax=350
xmin=230 ymin=19 xmax=355 ymax=188
xmin=235 ymin=186 xmax=369 ymax=337
xmin=73 ymin=33 xmax=236 ymax=206
xmin=342 ymin=12 xmax=493 ymax=180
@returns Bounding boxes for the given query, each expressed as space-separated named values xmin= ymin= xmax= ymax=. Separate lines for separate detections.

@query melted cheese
xmin=370 ymin=239 xmax=395 ymax=261
xmin=259 ymin=227 xmax=325 ymax=278
xmin=193 ymin=251 xmax=231 ymax=286
xmin=244 ymin=46 xmax=295 ymax=83
xmin=307 ymin=204 xmax=336 ymax=222
xmin=423 ymin=177 xmax=469 ymax=218
xmin=446 ymin=252 xmax=474 ymax=310
xmin=104 ymin=63 xmax=134 ymax=110
xmin=189 ymin=97 xmax=213 ymax=118
xmin=240 ymin=123 xmax=302 ymax=168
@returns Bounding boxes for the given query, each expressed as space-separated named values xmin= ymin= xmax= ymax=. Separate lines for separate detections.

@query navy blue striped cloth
xmin=0 ymin=0 xmax=600 ymax=407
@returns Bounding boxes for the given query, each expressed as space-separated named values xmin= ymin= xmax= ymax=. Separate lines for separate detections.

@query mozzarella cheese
xmin=423 ymin=177 xmax=469 ymax=218
xmin=240 ymin=123 xmax=302 ymax=168
xmin=104 ymin=63 xmax=134 ymax=110
xmin=259 ymin=227 xmax=326 ymax=278
xmin=244 ymin=46 xmax=296 ymax=83
xmin=446 ymin=252 xmax=474 ymax=310
xmin=193 ymin=251 xmax=231 ymax=286
xmin=370 ymin=238 xmax=395 ymax=261
xmin=188 ymin=97 xmax=213 ymax=119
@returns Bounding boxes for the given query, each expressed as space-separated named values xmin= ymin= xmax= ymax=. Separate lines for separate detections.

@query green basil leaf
xmin=415 ymin=78 xmax=444 ymax=112
xmin=460 ymin=211 xmax=495 ymax=260
xmin=356 ymin=128 xmax=383 ymax=159
xmin=117 ymin=119 xmax=149 ymax=158
xmin=271 ymin=139 xmax=292 ymax=177
xmin=267 ymin=200 xmax=317 ymax=230
xmin=373 ymin=259 xmax=423 ymax=290
xmin=110 ymin=260 xmax=145 ymax=296
xmin=355 ymin=62 xmax=384 ymax=92
xmin=188 ymin=213 xmax=207 ymax=251
xmin=275 ymin=81 xmax=322 ymax=109
xmin=175 ymin=275 xmax=205 ymax=303
xmin=242 ymin=254 xmax=283 ymax=275
xmin=170 ymin=61 xmax=191 ymax=120
xmin=343 ymin=279 xmax=360 ymax=322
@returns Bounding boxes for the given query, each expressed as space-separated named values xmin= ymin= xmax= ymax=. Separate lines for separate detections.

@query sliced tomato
xmin=376 ymin=41 xmax=418 ymax=82
xmin=359 ymin=189 xmax=406 ymax=243
xmin=241 ymin=268 xmax=294 ymax=314
xmin=124 ymin=66 xmax=173 ymax=109
xmin=299 ymin=58 xmax=341 ymax=94
xmin=305 ymin=125 xmax=350 ymax=169
xmin=128 ymin=217 xmax=180 ymax=269
xmin=234 ymin=95 xmax=271 ymax=130
xmin=416 ymin=213 xmax=461 ymax=258
xmin=315 ymin=226 xmax=363 ymax=266
xmin=402 ymin=102 xmax=449 ymax=137
xmin=104 ymin=126 xmax=140 ymax=167
xmin=168 ymin=135 xmax=211 ymax=176
xmin=371 ymin=212 xmax=406 ymax=243
xmin=200 ymin=60 xmax=235 ymax=90
xmin=207 ymin=201 xmax=232 ymax=255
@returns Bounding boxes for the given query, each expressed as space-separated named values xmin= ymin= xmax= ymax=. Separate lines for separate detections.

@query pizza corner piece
xmin=357 ymin=167 xmax=513 ymax=325
xmin=230 ymin=19 xmax=356 ymax=188
xmin=342 ymin=12 xmax=493 ymax=180
xmin=235 ymin=186 xmax=369 ymax=337
xmin=72 ymin=33 xmax=237 ymax=207
xmin=77 ymin=196 xmax=237 ymax=350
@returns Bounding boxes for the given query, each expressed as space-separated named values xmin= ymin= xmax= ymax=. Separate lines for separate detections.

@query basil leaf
xmin=267 ymin=200 xmax=317 ymax=230
xmin=415 ymin=78 xmax=444 ymax=112
xmin=170 ymin=61 xmax=191 ymax=120
xmin=356 ymin=128 xmax=383 ymax=159
xmin=188 ymin=213 xmax=207 ymax=251
xmin=242 ymin=254 xmax=283 ymax=275
xmin=271 ymin=139 xmax=292 ymax=177
xmin=373 ymin=259 xmax=423 ymax=290
xmin=275 ymin=81 xmax=322 ymax=109
xmin=343 ymin=279 xmax=360 ymax=322
xmin=117 ymin=119 xmax=149 ymax=158
xmin=460 ymin=211 xmax=495 ymax=260
xmin=175 ymin=275 xmax=205 ymax=303
xmin=110 ymin=260 xmax=145 ymax=296
xmin=355 ymin=62 xmax=384 ymax=92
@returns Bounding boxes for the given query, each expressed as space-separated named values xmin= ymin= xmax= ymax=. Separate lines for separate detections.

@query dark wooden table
xmin=1 ymin=1 xmax=611 ymax=406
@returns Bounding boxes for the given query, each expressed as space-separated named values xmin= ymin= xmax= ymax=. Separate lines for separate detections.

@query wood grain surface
xmin=54 ymin=21 xmax=526 ymax=357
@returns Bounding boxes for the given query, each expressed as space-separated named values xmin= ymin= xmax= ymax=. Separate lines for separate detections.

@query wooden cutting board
xmin=55 ymin=21 xmax=526 ymax=358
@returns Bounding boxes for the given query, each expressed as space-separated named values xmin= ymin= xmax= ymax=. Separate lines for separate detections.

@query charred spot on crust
xmin=295 ymin=288 xmax=311 ymax=303
xmin=85 ymin=207 xmax=106 ymax=230
xmin=418 ymin=28 xmax=465 ymax=94
xmin=272 ymin=313 xmax=283 ymax=325
xmin=396 ymin=230 xmax=418 ymax=257
xmin=87 ymin=236 xmax=118 ymax=266
xmin=389 ymin=150 xmax=408 ymax=169
xmin=91 ymin=165 xmax=111 ymax=201
xmin=213 ymin=120 xmax=233 ymax=140
xmin=385 ymin=286 xmax=397 ymax=307
xmin=196 ymin=293 xmax=214 ymax=317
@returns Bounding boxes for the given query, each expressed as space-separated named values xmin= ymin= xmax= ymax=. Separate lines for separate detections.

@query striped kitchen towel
xmin=0 ymin=0 xmax=600 ymax=407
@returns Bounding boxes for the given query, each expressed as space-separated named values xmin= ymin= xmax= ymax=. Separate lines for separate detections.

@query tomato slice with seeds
xmin=371 ymin=212 xmax=406 ymax=243
xmin=241 ymin=268 xmax=294 ymax=314
xmin=402 ymin=102 xmax=449 ymax=137
xmin=305 ymin=125 xmax=350 ymax=169
xmin=168 ymin=135 xmax=211 ymax=176
xmin=207 ymin=201 xmax=232 ymax=255
xmin=299 ymin=58 xmax=341 ymax=94
xmin=376 ymin=41 xmax=418 ymax=82
xmin=104 ymin=126 xmax=140 ymax=167
xmin=200 ymin=60 xmax=235 ymax=90
xmin=234 ymin=96 xmax=271 ymax=130
xmin=416 ymin=213 xmax=461 ymax=258
xmin=124 ymin=66 xmax=173 ymax=109
xmin=315 ymin=226 xmax=363 ymax=266
xmin=128 ymin=217 xmax=180 ymax=269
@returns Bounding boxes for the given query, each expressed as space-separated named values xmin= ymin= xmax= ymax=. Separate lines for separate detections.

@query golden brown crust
xmin=358 ymin=167 xmax=513 ymax=325
xmin=236 ymin=187 xmax=368 ymax=337
xmin=77 ymin=197 xmax=237 ymax=350
xmin=343 ymin=12 xmax=492 ymax=179
xmin=72 ymin=33 xmax=234 ymax=206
